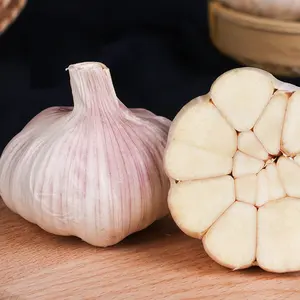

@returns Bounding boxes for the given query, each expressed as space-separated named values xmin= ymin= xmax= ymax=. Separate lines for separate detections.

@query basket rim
xmin=0 ymin=0 xmax=27 ymax=34
xmin=209 ymin=1 xmax=300 ymax=34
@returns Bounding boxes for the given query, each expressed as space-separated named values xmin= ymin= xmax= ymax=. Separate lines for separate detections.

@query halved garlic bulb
xmin=164 ymin=67 xmax=300 ymax=273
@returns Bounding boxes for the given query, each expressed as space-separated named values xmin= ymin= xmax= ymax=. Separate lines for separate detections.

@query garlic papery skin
xmin=220 ymin=0 xmax=300 ymax=21
xmin=0 ymin=61 xmax=171 ymax=247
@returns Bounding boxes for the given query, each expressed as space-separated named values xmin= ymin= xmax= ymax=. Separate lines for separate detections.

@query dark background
xmin=1 ymin=0 xmax=300 ymax=153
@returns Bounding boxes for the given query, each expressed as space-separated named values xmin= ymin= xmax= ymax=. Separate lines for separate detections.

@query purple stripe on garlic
xmin=0 ymin=61 xmax=171 ymax=247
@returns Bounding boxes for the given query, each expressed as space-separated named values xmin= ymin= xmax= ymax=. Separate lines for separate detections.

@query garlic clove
xmin=0 ymin=61 xmax=171 ymax=247
xmin=255 ymin=169 xmax=269 ymax=207
xmin=164 ymin=141 xmax=233 ymax=181
xmin=277 ymin=156 xmax=300 ymax=198
xmin=168 ymin=176 xmax=235 ymax=239
xmin=281 ymin=91 xmax=300 ymax=156
xmin=254 ymin=92 xmax=288 ymax=156
xmin=203 ymin=201 xmax=257 ymax=270
xmin=257 ymin=198 xmax=300 ymax=273
xmin=235 ymin=174 xmax=257 ymax=205
xmin=210 ymin=67 xmax=274 ymax=132
xmin=237 ymin=131 xmax=269 ymax=161
xmin=265 ymin=163 xmax=286 ymax=202
xmin=232 ymin=151 xmax=264 ymax=178
xmin=167 ymin=96 xmax=237 ymax=158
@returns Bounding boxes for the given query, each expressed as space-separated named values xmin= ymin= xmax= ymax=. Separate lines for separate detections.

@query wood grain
xmin=1 ymin=199 xmax=300 ymax=299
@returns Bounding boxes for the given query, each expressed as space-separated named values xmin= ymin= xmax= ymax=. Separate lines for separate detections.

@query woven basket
xmin=208 ymin=1 xmax=300 ymax=77
xmin=0 ymin=0 xmax=27 ymax=34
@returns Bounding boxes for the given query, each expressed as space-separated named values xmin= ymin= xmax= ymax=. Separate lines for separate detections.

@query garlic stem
xmin=68 ymin=62 xmax=120 ymax=116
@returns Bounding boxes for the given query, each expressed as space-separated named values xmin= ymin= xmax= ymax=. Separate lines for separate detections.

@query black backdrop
xmin=1 ymin=0 xmax=300 ymax=153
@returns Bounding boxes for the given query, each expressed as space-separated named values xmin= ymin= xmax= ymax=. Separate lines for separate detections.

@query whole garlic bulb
xmin=220 ymin=0 xmax=300 ymax=21
xmin=0 ymin=62 xmax=171 ymax=247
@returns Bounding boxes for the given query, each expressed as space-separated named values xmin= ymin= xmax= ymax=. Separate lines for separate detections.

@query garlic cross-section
xmin=164 ymin=67 xmax=300 ymax=273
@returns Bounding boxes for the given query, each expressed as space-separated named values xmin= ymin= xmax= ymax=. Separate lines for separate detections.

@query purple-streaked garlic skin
xmin=0 ymin=62 xmax=171 ymax=247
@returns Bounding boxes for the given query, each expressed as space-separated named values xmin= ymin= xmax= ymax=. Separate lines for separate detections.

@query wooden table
xmin=1 ymin=199 xmax=300 ymax=299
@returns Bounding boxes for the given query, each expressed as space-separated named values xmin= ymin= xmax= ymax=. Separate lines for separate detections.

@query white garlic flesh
xmin=164 ymin=67 xmax=300 ymax=273
xmin=220 ymin=0 xmax=300 ymax=21
xmin=0 ymin=62 xmax=171 ymax=247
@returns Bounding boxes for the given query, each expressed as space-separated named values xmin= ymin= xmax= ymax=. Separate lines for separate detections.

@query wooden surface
xmin=1 ymin=200 xmax=300 ymax=299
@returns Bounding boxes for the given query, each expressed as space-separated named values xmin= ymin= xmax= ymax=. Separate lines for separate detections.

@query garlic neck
xmin=68 ymin=62 xmax=121 ymax=116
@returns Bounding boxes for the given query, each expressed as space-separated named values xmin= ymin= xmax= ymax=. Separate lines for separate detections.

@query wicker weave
xmin=0 ymin=0 xmax=27 ymax=34
xmin=209 ymin=1 xmax=300 ymax=77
